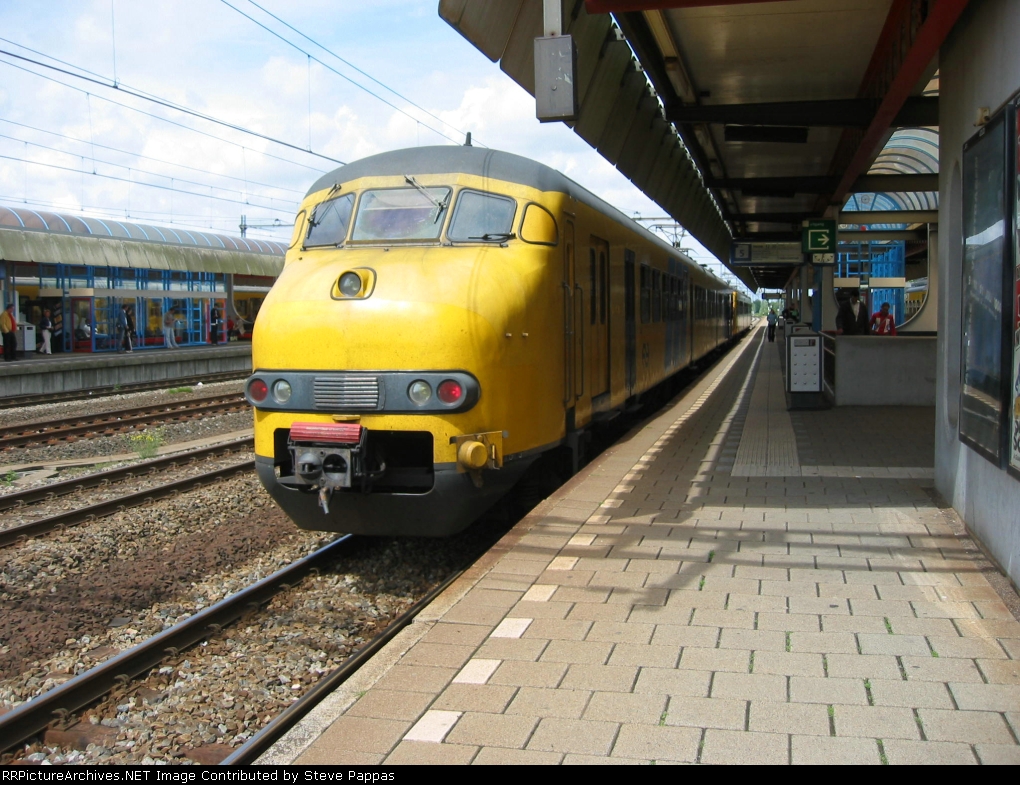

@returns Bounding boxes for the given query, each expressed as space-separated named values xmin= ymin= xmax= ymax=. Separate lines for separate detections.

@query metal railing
xmin=822 ymin=333 xmax=836 ymax=399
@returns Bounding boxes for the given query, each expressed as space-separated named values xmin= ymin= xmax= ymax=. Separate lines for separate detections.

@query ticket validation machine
xmin=786 ymin=327 xmax=827 ymax=408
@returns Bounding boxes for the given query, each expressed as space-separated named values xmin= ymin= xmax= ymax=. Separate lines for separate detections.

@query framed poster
xmin=961 ymin=112 xmax=1009 ymax=464
xmin=1012 ymin=105 xmax=1020 ymax=475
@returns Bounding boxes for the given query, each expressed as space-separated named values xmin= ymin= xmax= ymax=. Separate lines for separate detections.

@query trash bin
xmin=16 ymin=324 xmax=35 ymax=355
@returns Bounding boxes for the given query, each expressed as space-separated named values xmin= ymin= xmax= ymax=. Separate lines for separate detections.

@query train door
xmin=589 ymin=237 xmax=610 ymax=398
xmin=624 ymin=249 xmax=636 ymax=393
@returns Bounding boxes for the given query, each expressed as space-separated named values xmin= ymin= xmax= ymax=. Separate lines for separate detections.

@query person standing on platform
xmin=126 ymin=307 xmax=136 ymax=352
xmin=39 ymin=309 xmax=53 ymax=354
xmin=163 ymin=309 xmax=179 ymax=349
xmin=766 ymin=307 xmax=778 ymax=342
xmin=210 ymin=305 xmax=220 ymax=345
xmin=0 ymin=305 xmax=16 ymax=361
xmin=870 ymin=302 xmax=898 ymax=336
xmin=835 ymin=291 xmax=869 ymax=335
xmin=118 ymin=305 xmax=134 ymax=353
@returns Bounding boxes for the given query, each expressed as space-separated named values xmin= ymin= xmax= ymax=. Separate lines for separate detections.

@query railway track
xmin=0 ymin=450 xmax=254 ymax=548
xmin=0 ymin=394 xmax=248 ymax=449
xmin=222 ymin=570 xmax=462 ymax=765
xmin=0 ymin=371 xmax=248 ymax=411
xmin=0 ymin=536 xmax=356 ymax=756
xmin=0 ymin=436 xmax=253 ymax=513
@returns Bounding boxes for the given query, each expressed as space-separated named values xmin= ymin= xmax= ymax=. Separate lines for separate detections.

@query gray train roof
xmin=0 ymin=206 xmax=284 ymax=276
xmin=308 ymin=146 xmax=732 ymax=291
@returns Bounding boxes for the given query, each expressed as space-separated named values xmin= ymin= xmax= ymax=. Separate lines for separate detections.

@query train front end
xmin=248 ymin=164 xmax=562 ymax=536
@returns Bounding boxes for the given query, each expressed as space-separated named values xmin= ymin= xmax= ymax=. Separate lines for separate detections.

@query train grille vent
xmin=313 ymin=375 xmax=380 ymax=409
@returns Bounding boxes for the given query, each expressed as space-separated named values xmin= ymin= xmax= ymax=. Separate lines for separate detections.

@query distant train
xmin=246 ymin=146 xmax=751 ymax=536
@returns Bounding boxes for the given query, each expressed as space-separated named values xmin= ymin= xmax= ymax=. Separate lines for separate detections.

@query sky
xmin=0 ymin=0 xmax=744 ymax=287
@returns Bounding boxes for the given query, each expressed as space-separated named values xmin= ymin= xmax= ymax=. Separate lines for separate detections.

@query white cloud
xmin=0 ymin=0 xmax=732 ymax=275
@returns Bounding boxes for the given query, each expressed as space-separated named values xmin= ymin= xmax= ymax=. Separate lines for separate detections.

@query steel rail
xmin=0 ymin=436 xmax=254 ymax=512
xmin=0 ymin=459 xmax=254 ymax=548
xmin=0 ymin=536 xmax=354 ymax=756
xmin=221 ymin=566 xmax=465 ymax=765
xmin=0 ymin=396 xmax=248 ymax=448
xmin=0 ymin=371 xmax=248 ymax=411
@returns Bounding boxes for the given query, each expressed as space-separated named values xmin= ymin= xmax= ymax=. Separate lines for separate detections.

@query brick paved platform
xmin=264 ymin=327 xmax=1020 ymax=766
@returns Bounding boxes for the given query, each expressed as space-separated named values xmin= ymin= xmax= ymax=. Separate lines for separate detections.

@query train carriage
xmin=247 ymin=146 xmax=750 ymax=536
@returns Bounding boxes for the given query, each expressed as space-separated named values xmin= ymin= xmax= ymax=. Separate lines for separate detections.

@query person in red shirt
xmin=870 ymin=302 xmax=897 ymax=336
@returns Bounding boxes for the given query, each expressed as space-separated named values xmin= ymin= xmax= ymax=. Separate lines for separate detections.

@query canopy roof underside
xmin=440 ymin=0 xmax=960 ymax=291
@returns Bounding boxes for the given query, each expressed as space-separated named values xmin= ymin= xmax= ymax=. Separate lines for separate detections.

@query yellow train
xmin=247 ymin=147 xmax=750 ymax=536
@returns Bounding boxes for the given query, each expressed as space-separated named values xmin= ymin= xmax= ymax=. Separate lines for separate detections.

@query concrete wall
xmin=835 ymin=336 xmax=936 ymax=406
xmin=937 ymin=0 xmax=1020 ymax=588
xmin=0 ymin=345 xmax=252 ymax=397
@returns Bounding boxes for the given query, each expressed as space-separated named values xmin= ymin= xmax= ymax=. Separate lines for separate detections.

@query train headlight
xmin=437 ymin=380 xmax=463 ymax=404
xmin=247 ymin=379 xmax=268 ymax=403
xmin=338 ymin=272 xmax=362 ymax=297
xmin=408 ymin=380 xmax=432 ymax=405
xmin=272 ymin=379 xmax=292 ymax=404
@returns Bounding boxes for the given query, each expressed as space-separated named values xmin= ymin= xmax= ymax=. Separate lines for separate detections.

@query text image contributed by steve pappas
xmin=0 ymin=769 xmax=400 ymax=782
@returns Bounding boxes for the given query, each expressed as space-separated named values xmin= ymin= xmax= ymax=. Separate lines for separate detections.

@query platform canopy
xmin=0 ymin=206 xmax=285 ymax=277
xmin=440 ymin=0 xmax=966 ymax=290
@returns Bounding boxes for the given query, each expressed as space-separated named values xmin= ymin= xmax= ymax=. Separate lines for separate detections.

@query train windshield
xmin=351 ymin=186 xmax=451 ymax=242
xmin=305 ymin=193 xmax=355 ymax=248
xmin=448 ymin=190 xmax=517 ymax=242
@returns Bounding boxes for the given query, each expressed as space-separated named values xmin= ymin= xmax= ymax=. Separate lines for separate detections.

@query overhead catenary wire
xmin=0 ymin=57 xmax=327 ymax=177
xmin=0 ymin=131 xmax=300 ymax=206
xmin=0 ymin=153 xmax=296 ymax=215
xmin=0 ymin=118 xmax=306 ymax=196
xmin=0 ymin=46 xmax=344 ymax=167
xmin=240 ymin=0 xmax=483 ymax=147
xmin=0 ymin=194 xmax=290 ymax=239
xmin=217 ymin=0 xmax=467 ymax=148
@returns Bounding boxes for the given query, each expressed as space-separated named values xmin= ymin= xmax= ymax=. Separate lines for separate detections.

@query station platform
xmin=0 ymin=344 xmax=252 ymax=397
xmin=263 ymin=327 xmax=1020 ymax=766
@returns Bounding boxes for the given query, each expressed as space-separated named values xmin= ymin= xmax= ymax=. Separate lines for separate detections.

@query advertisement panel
xmin=1012 ymin=106 xmax=1020 ymax=472
xmin=961 ymin=115 xmax=1007 ymax=463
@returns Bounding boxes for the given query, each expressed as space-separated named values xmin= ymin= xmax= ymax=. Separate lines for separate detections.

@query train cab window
xmin=448 ymin=190 xmax=517 ymax=242
xmin=305 ymin=194 xmax=355 ymax=248
xmin=520 ymin=204 xmax=558 ymax=245
xmin=351 ymin=186 xmax=451 ymax=243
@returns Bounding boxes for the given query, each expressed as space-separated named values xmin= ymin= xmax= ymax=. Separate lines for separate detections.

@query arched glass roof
xmin=0 ymin=206 xmax=285 ymax=256
xmin=843 ymin=126 xmax=939 ymax=226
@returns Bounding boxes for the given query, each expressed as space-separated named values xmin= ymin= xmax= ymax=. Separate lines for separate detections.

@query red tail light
xmin=437 ymin=380 xmax=463 ymax=404
xmin=290 ymin=422 xmax=362 ymax=444
xmin=247 ymin=379 xmax=268 ymax=403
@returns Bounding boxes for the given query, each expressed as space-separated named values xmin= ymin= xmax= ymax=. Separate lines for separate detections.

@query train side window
xmin=640 ymin=265 xmax=651 ymax=324
xmin=305 ymin=194 xmax=355 ymax=248
xmin=589 ymin=249 xmax=597 ymax=325
xmin=599 ymin=252 xmax=607 ymax=324
xmin=448 ymin=190 xmax=517 ymax=242
xmin=520 ymin=204 xmax=558 ymax=245
xmin=652 ymin=270 xmax=661 ymax=322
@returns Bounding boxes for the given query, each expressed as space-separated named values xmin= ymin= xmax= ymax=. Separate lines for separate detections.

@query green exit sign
xmin=802 ymin=220 xmax=836 ymax=253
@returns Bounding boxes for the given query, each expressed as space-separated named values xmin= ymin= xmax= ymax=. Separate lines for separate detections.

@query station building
xmin=0 ymin=206 xmax=284 ymax=354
